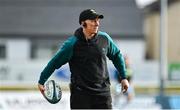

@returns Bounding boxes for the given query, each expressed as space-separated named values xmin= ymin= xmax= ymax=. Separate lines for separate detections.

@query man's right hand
xmin=38 ymin=83 xmax=45 ymax=96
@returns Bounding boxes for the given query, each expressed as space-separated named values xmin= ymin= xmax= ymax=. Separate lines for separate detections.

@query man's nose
xmin=95 ymin=21 xmax=99 ymax=26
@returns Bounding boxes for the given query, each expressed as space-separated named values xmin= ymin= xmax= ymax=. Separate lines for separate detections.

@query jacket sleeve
xmin=105 ymin=33 xmax=126 ymax=80
xmin=38 ymin=37 xmax=77 ymax=85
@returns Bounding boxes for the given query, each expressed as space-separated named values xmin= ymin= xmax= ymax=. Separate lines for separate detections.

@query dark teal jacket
xmin=39 ymin=28 xmax=126 ymax=95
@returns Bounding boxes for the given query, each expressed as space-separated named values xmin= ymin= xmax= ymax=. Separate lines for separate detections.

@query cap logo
xmin=90 ymin=9 xmax=96 ymax=13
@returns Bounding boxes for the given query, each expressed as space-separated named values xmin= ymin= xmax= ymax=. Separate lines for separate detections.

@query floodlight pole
xmin=159 ymin=0 xmax=168 ymax=96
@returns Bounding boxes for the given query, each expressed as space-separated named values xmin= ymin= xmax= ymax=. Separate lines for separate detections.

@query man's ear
xmin=82 ymin=21 xmax=87 ymax=27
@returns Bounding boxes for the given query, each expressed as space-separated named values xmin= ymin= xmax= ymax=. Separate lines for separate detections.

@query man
xmin=38 ymin=9 xmax=129 ymax=109
xmin=123 ymin=55 xmax=135 ymax=103
xmin=114 ymin=55 xmax=135 ymax=107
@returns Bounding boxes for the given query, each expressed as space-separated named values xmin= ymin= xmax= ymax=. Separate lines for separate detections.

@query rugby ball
xmin=44 ymin=80 xmax=62 ymax=104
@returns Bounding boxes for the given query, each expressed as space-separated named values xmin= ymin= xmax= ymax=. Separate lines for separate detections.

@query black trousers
xmin=70 ymin=85 xmax=112 ymax=109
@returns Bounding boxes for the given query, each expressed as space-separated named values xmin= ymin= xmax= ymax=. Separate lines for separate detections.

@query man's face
xmin=84 ymin=18 xmax=100 ymax=34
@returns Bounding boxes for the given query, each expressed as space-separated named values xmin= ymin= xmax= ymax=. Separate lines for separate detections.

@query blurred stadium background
xmin=0 ymin=0 xmax=180 ymax=109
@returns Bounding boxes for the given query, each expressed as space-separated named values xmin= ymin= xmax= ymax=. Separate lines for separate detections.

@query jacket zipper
xmin=85 ymin=38 xmax=90 ymax=46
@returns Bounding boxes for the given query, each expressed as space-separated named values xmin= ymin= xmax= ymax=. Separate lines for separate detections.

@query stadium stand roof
xmin=0 ymin=0 xmax=143 ymax=38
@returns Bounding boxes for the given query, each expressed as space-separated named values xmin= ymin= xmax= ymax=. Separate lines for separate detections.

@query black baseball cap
xmin=79 ymin=9 xmax=104 ymax=24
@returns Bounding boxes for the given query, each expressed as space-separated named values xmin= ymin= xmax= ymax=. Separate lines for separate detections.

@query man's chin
xmin=93 ymin=30 xmax=98 ymax=34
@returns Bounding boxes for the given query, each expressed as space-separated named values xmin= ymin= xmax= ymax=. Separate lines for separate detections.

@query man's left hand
xmin=121 ymin=79 xmax=129 ymax=93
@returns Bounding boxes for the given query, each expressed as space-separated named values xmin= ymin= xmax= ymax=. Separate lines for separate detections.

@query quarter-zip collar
xmin=74 ymin=27 xmax=98 ymax=42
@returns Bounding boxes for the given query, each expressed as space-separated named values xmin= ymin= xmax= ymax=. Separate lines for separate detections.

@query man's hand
xmin=38 ymin=83 xmax=45 ymax=96
xmin=121 ymin=79 xmax=129 ymax=93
